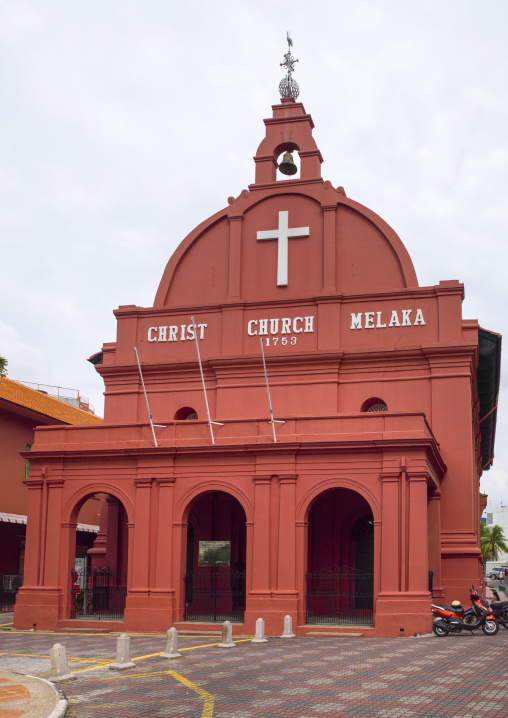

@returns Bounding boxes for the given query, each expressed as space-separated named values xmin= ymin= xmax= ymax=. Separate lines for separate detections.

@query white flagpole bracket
xmin=191 ymin=316 xmax=221 ymax=445
xmin=134 ymin=347 xmax=166 ymax=448
xmin=260 ymin=338 xmax=284 ymax=443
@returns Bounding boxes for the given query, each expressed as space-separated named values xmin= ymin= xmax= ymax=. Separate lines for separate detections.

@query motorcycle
xmin=463 ymin=589 xmax=508 ymax=629
xmin=431 ymin=585 xmax=499 ymax=636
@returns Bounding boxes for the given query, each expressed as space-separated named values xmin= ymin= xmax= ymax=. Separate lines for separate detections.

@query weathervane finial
xmin=279 ymin=32 xmax=300 ymax=100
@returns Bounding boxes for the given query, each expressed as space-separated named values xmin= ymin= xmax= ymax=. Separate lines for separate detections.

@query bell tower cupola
xmin=252 ymin=35 xmax=323 ymax=187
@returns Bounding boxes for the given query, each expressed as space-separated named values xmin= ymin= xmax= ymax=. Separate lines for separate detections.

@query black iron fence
xmin=71 ymin=568 xmax=126 ymax=620
xmin=306 ymin=569 xmax=374 ymax=625
xmin=184 ymin=568 xmax=245 ymax=623
xmin=0 ymin=574 xmax=23 ymax=611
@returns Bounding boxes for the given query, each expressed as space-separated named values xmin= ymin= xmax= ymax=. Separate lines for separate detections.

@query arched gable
xmin=154 ymin=187 xmax=418 ymax=308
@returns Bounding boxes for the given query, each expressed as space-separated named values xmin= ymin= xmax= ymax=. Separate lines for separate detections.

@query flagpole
xmin=134 ymin=346 xmax=159 ymax=448
xmin=260 ymin=337 xmax=285 ymax=442
xmin=191 ymin=316 xmax=223 ymax=445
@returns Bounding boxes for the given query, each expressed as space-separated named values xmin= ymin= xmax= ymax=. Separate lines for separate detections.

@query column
xmin=131 ymin=480 xmax=152 ymax=589
xmin=42 ymin=479 xmax=64 ymax=588
xmin=250 ymin=476 xmax=272 ymax=592
xmin=171 ymin=521 xmax=188 ymax=622
xmin=154 ymin=478 xmax=175 ymax=590
xmin=87 ymin=496 xmax=108 ymax=569
xmin=428 ymin=489 xmax=444 ymax=601
xmin=373 ymin=520 xmax=382 ymax=602
xmin=380 ymin=473 xmax=400 ymax=592
xmin=59 ymin=519 xmax=77 ymax=619
xmin=407 ymin=473 xmax=429 ymax=592
xmin=277 ymin=475 xmax=297 ymax=591
xmin=295 ymin=519 xmax=308 ymax=626
xmin=104 ymin=496 xmax=119 ymax=570
xmin=21 ymin=479 xmax=43 ymax=587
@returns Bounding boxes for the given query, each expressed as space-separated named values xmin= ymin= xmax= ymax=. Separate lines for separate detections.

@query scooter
xmin=431 ymin=585 xmax=499 ymax=636
xmin=464 ymin=588 xmax=508 ymax=628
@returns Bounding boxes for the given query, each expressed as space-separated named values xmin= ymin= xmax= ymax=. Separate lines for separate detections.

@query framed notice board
xmin=198 ymin=540 xmax=231 ymax=567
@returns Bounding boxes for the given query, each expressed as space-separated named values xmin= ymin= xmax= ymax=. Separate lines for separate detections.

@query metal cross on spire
xmin=279 ymin=32 xmax=300 ymax=100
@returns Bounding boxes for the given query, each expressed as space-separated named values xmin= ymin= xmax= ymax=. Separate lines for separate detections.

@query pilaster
xmin=250 ymin=475 xmax=272 ymax=592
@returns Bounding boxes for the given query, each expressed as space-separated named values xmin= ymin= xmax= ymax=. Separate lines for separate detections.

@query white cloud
xmin=0 ymin=0 xmax=506 ymax=506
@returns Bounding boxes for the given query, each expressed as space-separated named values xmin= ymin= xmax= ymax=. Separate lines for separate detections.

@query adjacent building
xmin=0 ymin=378 xmax=103 ymax=590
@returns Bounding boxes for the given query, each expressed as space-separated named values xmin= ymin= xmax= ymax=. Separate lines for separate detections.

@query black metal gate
xmin=184 ymin=568 xmax=245 ymax=623
xmin=71 ymin=568 xmax=126 ymax=620
xmin=306 ymin=568 xmax=374 ymax=625
xmin=0 ymin=574 xmax=23 ymax=611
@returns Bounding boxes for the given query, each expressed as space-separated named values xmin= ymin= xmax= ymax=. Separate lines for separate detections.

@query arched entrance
xmin=184 ymin=491 xmax=246 ymax=623
xmin=306 ymin=488 xmax=374 ymax=625
xmin=70 ymin=493 xmax=129 ymax=621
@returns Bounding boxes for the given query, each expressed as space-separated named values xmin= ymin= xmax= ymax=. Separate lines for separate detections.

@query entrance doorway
xmin=306 ymin=488 xmax=374 ymax=625
xmin=184 ymin=491 xmax=246 ymax=623
xmin=71 ymin=493 xmax=128 ymax=621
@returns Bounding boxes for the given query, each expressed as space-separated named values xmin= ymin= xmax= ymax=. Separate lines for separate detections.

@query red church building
xmin=14 ymin=43 xmax=500 ymax=637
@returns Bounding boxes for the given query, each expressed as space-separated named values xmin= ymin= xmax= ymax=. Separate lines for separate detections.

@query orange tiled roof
xmin=0 ymin=378 xmax=103 ymax=425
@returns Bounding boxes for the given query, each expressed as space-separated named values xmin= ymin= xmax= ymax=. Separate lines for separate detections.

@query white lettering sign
xmin=256 ymin=211 xmax=310 ymax=287
xmin=248 ymin=316 xmax=315 ymax=336
xmin=248 ymin=315 xmax=314 ymax=347
xmin=148 ymin=323 xmax=207 ymax=342
xmin=350 ymin=309 xmax=426 ymax=329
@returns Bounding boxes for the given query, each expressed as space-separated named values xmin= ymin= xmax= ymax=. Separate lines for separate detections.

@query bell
xmin=278 ymin=151 xmax=298 ymax=176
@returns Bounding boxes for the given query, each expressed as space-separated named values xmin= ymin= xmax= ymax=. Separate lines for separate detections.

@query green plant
xmin=481 ymin=523 xmax=508 ymax=562
xmin=0 ymin=355 xmax=7 ymax=377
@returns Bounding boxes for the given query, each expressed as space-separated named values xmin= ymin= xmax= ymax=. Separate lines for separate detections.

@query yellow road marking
xmin=168 ymin=669 xmax=214 ymax=718
xmin=97 ymin=669 xmax=214 ymax=717
xmin=72 ymin=637 xmax=253 ymax=672
xmin=0 ymin=622 xmax=13 ymax=627
xmin=0 ymin=636 xmax=253 ymax=682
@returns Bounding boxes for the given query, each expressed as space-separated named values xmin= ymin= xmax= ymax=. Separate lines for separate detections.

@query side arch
xmin=297 ymin=477 xmax=381 ymax=524
xmin=63 ymin=483 xmax=135 ymax=525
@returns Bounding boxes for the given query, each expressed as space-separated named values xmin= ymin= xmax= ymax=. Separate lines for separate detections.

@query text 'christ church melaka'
xmin=15 ymin=39 xmax=500 ymax=637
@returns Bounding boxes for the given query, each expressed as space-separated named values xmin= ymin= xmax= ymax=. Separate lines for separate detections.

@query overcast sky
xmin=1 ymin=1 xmax=507 ymax=507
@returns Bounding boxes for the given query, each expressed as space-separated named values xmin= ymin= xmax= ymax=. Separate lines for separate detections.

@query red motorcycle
xmin=431 ymin=585 xmax=499 ymax=636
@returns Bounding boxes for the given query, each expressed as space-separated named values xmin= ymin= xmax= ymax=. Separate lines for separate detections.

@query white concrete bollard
xmin=49 ymin=643 xmax=74 ymax=682
xmin=218 ymin=620 xmax=236 ymax=648
xmin=109 ymin=633 xmax=136 ymax=670
xmin=251 ymin=618 xmax=268 ymax=643
xmin=161 ymin=627 xmax=182 ymax=659
xmin=280 ymin=614 xmax=296 ymax=638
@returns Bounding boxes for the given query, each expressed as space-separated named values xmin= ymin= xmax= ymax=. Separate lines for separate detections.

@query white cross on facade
xmin=256 ymin=210 xmax=310 ymax=287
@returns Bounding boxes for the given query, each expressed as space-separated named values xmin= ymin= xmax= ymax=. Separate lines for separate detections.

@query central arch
xmin=183 ymin=490 xmax=247 ymax=623
xmin=306 ymin=487 xmax=374 ymax=626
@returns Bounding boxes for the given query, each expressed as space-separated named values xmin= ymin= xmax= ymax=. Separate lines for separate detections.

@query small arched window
xmin=361 ymin=397 xmax=388 ymax=413
xmin=174 ymin=407 xmax=198 ymax=421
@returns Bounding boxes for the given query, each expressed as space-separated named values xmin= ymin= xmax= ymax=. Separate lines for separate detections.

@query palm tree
xmin=481 ymin=524 xmax=508 ymax=562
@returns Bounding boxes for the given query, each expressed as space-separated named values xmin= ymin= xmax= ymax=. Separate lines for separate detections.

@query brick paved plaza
xmin=1 ymin=618 xmax=507 ymax=717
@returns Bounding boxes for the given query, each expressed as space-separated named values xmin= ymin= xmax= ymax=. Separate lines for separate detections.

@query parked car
xmin=490 ymin=567 xmax=504 ymax=580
